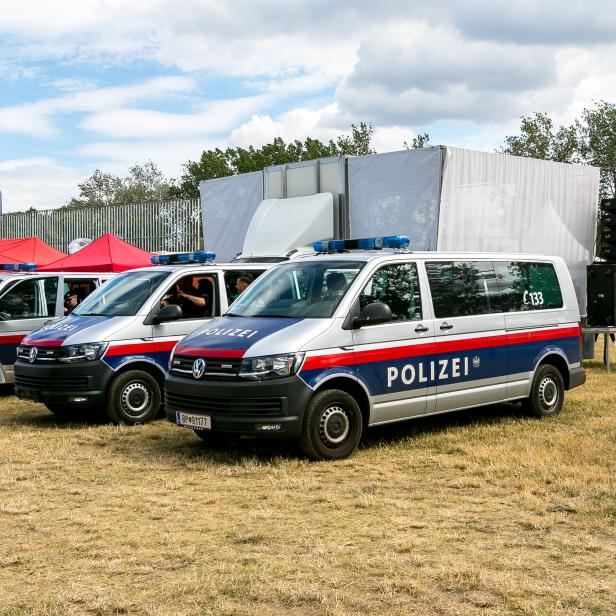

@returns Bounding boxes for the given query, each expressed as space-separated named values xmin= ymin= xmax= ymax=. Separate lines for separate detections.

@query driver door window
xmin=159 ymin=274 xmax=217 ymax=320
xmin=359 ymin=262 xmax=422 ymax=322
xmin=0 ymin=277 xmax=59 ymax=320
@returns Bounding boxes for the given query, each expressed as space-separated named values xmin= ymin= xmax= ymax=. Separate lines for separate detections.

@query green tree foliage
xmin=65 ymin=161 xmax=174 ymax=208
xmin=404 ymin=133 xmax=431 ymax=149
xmin=172 ymin=123 xmax=376 ymax=198
xmin=501 ymin=102 xmax=616 ymax=197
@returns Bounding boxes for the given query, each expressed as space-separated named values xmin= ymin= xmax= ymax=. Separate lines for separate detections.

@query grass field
xmin=1 ymin=344 xmax=615 ymax=615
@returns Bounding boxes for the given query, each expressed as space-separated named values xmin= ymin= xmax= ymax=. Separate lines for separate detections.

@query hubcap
xmin=538 ymin=376 xmax=558 ymax=410
xmin=120 ymin=381 xmax=151 ymax=418
xmin=319 ymin=405 xmax=350 ymax=448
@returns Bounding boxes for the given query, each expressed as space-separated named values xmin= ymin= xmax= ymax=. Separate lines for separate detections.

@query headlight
xmin=239 ymin=353 xmax=304 ymax=380
xmin=58 ymin=342 xmax=108 ymax=363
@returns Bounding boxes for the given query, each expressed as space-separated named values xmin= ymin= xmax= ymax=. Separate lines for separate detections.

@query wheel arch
xmin=313 ymin=375 xmax=372 ymax=428
xmin=536 ymin=351 xmax=570 ymax=389
xmin=112 ymin=359 xmax=166 ymax=390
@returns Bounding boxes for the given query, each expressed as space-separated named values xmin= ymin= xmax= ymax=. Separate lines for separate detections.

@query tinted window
xmin=426 ymin=261 xmax=498 ymax=318
xmin=228 ymin=261 xmax=364 ymax=318
xmin=493 ymin=261 xmax=563 ymax=311
xmin=359 ymin=262 xmax=422 ymax=321
xmin=0 ymin=278 xmax=57 ymax=320
xmin=224 ymin=270 xmax=264 ymax=304
xmin=74 ymin=270 xmax=169 ymax=317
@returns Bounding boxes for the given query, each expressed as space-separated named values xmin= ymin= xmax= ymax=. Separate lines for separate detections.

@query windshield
xmin=227 ymin=260 xmax=365 ymax=318
xmin=73 ymin=270 xmax=169 ymax=317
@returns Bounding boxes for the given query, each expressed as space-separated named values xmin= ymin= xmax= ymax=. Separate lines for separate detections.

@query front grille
xmin=15 ymin=374 xmax=91 ymax=392
xmin=170 ymin=355 xmax=242 ymax=379
xmin=165 ymin=391 xmax=284 ymax=416
xmin=17 ymin=346 xmax=61 ymax=363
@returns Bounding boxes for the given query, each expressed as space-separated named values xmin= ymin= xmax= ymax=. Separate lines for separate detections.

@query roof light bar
xmin=1 ymin=263 xmax=37 ymax=271
xmin=313 ymin=235 xmax=410 ymax=253
xmin=151 ymin=251 xmax=216 ymax=265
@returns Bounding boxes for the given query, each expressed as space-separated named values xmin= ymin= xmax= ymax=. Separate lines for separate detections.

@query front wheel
xmin=298 ymin=389 xmax=363 ymax=461
xmin=105 ymin=370 xmax=161 ymax=425
xmin=523 ymin=364 xmax=565 ymax=418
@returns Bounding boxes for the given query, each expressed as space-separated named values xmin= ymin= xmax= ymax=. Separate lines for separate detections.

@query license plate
xmin=176 ymin=411 xmax=211 ymax=430
xmin=16 ymin=387 xmax=39 ymax=402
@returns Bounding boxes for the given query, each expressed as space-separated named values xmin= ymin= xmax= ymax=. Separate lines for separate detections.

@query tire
xmin=523 ymin=364 xmax=565 ymax=418
xmin=105 ymin=370 xmax=161 ymax=425
xmin=298 ymin=389 xmax=363 ymax=461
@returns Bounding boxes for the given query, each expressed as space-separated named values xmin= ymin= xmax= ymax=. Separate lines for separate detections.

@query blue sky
xmin=1 ymin=0 xmax=615 ymax=211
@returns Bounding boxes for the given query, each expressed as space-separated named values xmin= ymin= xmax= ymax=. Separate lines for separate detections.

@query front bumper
xmin=14 ymin=359 xmax=115 ymax=409
xmin=164 ymin=373 xmax=313 ymax=439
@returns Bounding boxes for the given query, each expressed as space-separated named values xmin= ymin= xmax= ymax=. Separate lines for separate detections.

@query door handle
xmin=440 ymin=322 xmax=454 ymax=330
xmin=414 ymin=324 xmax=429 ymax=333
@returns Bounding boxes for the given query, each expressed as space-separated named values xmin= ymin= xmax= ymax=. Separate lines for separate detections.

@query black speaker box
xmin=600 ymin=197 xmax=616 ymax=212
xmin=587 ymin=264 xmax=616 ymax=326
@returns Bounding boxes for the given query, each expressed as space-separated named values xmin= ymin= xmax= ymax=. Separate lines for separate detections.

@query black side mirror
xmin=352 ymin=302 xmax=392 ymax=328
xmin=153 ymin=303 xmax=183 ymax=324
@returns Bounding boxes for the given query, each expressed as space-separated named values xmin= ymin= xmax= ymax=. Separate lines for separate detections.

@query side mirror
xmin=352 ymin=302 xmax=392 ymax=328
xmin=153 ymin=303 xmax=183 ymax=324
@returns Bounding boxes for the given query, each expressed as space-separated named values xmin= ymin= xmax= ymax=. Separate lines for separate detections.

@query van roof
xmin=292 ymin=251 xmax=563 ymax=263
xmin=134 ymin=262 xmax=272 ymax=274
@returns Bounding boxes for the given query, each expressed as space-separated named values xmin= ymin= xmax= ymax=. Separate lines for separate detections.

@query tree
xmin=404 ymin=133 xmax=431 ymax=149
xmin=171 ymin=122 xmax=376 ymax=199
xmin=65 ymin=161 xmax=174 ymax=208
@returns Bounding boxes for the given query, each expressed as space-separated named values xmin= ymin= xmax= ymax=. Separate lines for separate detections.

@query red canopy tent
xmin=0 ymin=238 xmax=66 ymax=266
xmin=40 ymin=233 xmax=153 ymax=272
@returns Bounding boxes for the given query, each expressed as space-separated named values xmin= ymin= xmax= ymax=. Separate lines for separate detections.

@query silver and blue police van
xmin=0 ymin=264 xmax=111 ymax=384
xmin=14 ymin=253 xmax=269 ymax=424
xmin=165 ymin=236 xmax=586 ymax=460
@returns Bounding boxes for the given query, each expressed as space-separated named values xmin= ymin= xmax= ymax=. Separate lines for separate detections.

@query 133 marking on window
xmin=523 ymin=290 xmax=544 ymax=306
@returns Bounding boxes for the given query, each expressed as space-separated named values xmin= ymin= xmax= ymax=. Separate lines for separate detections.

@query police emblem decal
xmin=472 ymin=356 xmax=481 ymax=368
xmin=29 ymin=347 xmax=38 ymax=363
xmin=192 ymin=358 xmax=206 ymax=379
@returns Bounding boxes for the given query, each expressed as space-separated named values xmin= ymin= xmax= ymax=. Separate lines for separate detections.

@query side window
xmin=44 ymin=277 xmax=59 ymax=315
xmin=223 ymin=270 xmax=263 ymax=304
xmin=0 ymin=278 xmax=54 ymax=320
xmin=359 ymin=262 xmax=422 ymax=322
xmin=493 ymin=261 xmax=563 ymax=311
xmin=159 ymin=274 xmax=217 ymax=319
xmin=426 ymin=261 xmax=497 ymax=318
xmin=63 ymin=278 xmax=96 ymax=314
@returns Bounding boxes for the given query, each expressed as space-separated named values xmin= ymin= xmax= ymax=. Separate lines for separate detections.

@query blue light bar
xmin=1 ymin=263 xmax=36 ymax=271
xmin=150 ymin=251 xmax=216 ymax=265
xmin=313 ymin=235 xmax=410 ymax=253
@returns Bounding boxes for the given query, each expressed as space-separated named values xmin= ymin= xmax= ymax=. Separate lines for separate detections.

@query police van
xmin=0 ymin=265 xmax=111 ymax=384
xmin=14 ymin=253 xmax=269 ymax=424
xmin=165 ymin=237 xmax=586 ymax=460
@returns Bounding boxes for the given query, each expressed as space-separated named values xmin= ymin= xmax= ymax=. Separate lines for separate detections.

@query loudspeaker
xmin=599 ymin=198 xmax=616 ymax=261
xmin=587 ymin=264 xmax=616 ymax=326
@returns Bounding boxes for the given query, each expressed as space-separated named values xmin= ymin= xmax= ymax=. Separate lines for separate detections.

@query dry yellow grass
xmin=1 ymin=340 xmax=615 ymax=615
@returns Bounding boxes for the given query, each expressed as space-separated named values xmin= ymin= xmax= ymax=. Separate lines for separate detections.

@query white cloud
xmin=0 ymin=158 xmax=83 ymax=211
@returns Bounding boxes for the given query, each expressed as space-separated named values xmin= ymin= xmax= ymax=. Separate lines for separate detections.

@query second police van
xmin=165 ymin=237 xmax=586 ymax=460
xmin=14 ymin=253 xmax=269 ymax=424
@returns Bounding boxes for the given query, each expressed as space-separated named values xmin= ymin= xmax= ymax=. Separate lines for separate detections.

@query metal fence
xmin=0 ymin=199 xmax=202 ymax=253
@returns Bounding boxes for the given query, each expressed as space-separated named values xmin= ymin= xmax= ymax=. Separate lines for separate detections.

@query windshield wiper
xmin=75 ymin=312 xmax=107 ymax=317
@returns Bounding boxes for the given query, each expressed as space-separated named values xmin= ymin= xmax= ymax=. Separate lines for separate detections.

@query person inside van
xmin=325 ymin=271 xmax=347 ymax=300
xmin=177 ymin=277 xmax=214 ymax=317
xmin=64 ymin=291 xmax=80 ymax=314
xmin=236 ymin=273 xmax=254 ymax=296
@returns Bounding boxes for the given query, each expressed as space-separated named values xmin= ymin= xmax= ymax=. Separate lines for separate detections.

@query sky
xmin=1 ymin=0 xmax=615 ymax=212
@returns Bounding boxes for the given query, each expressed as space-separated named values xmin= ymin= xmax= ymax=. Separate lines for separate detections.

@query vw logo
xmin=29 ymin=347 xmax=38 ymax=363
xmin=192 ymin=358 xmax=206 ymax=379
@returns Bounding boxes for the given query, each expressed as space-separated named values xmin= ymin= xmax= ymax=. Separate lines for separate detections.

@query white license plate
xmin=176 ymin=411 xmax=211 ymax=430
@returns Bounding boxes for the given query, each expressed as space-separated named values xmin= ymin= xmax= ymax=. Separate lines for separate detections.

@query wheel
xmin=105 ymin=370 xmax=161 ymax=425
xmin=298 ymin=389 xmax=363 ymax=461
xmin=523 ymin=364 xmax=565 ymax=418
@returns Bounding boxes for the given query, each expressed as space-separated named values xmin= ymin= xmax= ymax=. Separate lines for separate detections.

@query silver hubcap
xmin=538 ymin=376 xmax=559 ymax=410
xmin=121 ymin=382 xmax=151 ymax=418
xmin=319 ymin=405 xmax=350 ymax=447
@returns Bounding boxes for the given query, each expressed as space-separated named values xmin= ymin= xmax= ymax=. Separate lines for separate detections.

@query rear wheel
xmin=524 ymin=364 xmax=565 ymax=418
xmin=298 ymin=389 xmax=363 ymax=461
xmin=105 ymin=370 xmax=161 ymax=425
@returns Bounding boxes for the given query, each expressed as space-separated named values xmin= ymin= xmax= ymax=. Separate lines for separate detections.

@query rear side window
xmin=493 ymin=262 xmax=563 ymax=311
xmin=426 ymin=261 xmax=498 ymax=318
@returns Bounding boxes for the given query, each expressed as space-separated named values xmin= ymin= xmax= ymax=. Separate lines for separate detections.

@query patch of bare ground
xmin=0 ymin=340 xmax=614 ymax=615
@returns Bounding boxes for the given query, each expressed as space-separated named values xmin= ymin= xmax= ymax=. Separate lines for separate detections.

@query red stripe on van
xmin=0 ymin=334 xmax=27 ymax=345
xmin=25 ymin=339 xmax=64 ymax=347
xmin=105 ymin=340 xmax=179 ymax=356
